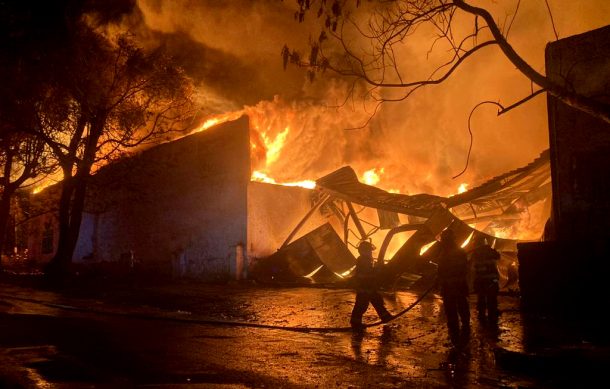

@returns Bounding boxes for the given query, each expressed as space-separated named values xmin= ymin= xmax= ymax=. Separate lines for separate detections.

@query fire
xmin=262 ymin=126 xmax=289 ymax=165
xmin=191 ymin=106 xmax=548 ymax=243
xmin=195 ymin=111 xmax=314 ymax=189
xmin=31 ymin=174 xmax=61 ymax=194
xmin=193 ymin=111 xmax=245 ymax=133
xmin=361 ymin=168 xmax=384 ymax=186
xmin=32 ymin=186 xmax=46 ymax=194
xmin=251 ymin=171 xmax=316 ymax=189
xmin=339 ymin=265 xmax=356 ymax=277
xmin=251 ymin=171 xmax=276 ymax=185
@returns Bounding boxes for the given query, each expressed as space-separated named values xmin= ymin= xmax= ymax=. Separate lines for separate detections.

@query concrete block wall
xmin=246 ymin=182 xmax=341 ymax=272
xmin=74 ymin=115 xmax=251 ymax=279
xmin=546 ymin=25 xmax=610 ymax=242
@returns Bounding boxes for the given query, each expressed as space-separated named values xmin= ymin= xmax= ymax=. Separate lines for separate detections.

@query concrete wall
xmin=73 ymin=115 xmax=251 ymax=279
xmin=26 ymin=114 xmax=347 ymax=280
xmin=546 ymin=25 xmax=610 ymax=241
xmin=25 ymin=212 xmax=59 ymax=264
xmin=518 ymin=25 xmax=610 ymax=313
xmin=246 ymin=182 xmax=340 ymax=266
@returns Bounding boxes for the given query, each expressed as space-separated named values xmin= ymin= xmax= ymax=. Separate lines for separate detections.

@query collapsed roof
xmin=254 ymin=150 xmax=551 ymax=285
xmin=316 ymin=149 xmax=550 ymax=222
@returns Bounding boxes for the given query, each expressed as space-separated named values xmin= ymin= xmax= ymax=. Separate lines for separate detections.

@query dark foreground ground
xmin=0 ymin=273 xmax=608 ymax=388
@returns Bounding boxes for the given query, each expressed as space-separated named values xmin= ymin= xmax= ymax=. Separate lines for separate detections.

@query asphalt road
xmin=0 ymin=280 xmax=601 ymax=388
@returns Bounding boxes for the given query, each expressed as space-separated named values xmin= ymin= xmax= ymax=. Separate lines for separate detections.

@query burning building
xmin=258 ymin=149 xmax=550 ymax=287
xmin=23 ymin=111 xmax=551 ymax=284
xmin=24 ymin=116 xmax=335 ymax=280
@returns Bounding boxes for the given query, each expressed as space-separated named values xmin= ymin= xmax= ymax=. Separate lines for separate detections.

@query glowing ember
xmin=458 ymin=183 xmax=468 ymax=194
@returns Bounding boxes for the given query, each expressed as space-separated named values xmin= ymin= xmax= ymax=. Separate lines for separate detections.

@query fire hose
xmin=0 ymin=280 xmax=436 ymax=333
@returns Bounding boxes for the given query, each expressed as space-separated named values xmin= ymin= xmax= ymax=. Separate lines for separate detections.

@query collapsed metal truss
xmin=261 ymin=150 xmax=551 ymax=285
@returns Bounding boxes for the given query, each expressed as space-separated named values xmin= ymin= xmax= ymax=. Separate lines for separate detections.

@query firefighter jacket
xmin=437 ymin=244 xmax=469 ymax=296
xmin=352 ymin=255 xmax=380 ymax=292
xmin=471 ymin=245 xmax=500 ymax=293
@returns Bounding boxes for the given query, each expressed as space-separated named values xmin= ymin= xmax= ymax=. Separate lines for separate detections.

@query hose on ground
xmin=0 ymin=281 xmax=436 ymax=333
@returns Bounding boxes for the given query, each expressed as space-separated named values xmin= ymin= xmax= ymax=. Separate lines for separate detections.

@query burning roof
xmin=254 ymin=149 xmax=550 ymax=285
xmin=316 ymin=149 xmax=550 ymax=226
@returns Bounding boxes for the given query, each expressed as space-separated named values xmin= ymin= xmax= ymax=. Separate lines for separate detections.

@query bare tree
xmin=284 ymin=0 xmax=610 ymax=124
xmin=35 ymin=24 xmax=194 ymax=276
xmin=0 ymin=133 xmax=54 ymax=263
xmin=0 ymin=41 xmax=58 ymax=265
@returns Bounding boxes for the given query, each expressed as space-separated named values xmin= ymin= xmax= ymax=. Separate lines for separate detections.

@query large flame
xmin=185 ymin=98 xmax=549 ymax=241
xmin=262 ymin=126 xmax=289 ymax=165
xmin=193 ymin=111 xmax=317 ymax=189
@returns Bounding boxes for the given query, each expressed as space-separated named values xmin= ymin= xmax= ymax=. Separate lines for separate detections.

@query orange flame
xmin=193 ymin=111 xmax=245 ymax=134
xmin=251 ymin=170 xmax=316 ymax=189
xmin=262 ymin=126 xmax=289 ymax=165
xmin=32 ymin=186 xmax=46 ymax=194
xmin=361 ymin=168 xmax=384 ymax=186
xmin=191 ymin=104 xmax=548 ymax=243
xmin=197 ymin=111 xmax=316 ymax=189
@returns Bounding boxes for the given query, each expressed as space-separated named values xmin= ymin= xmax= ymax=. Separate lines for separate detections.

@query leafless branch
xmin=544 ymin=0 xmax=560 ymax=40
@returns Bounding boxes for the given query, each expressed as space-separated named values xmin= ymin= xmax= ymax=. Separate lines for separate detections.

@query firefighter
xmin=350 ymin=240 xmax=393 ymax=330
xmin=436 ymin=229 xmax=470 ymax=346
xmin=470 ymin=235 xmax=500 ymax=323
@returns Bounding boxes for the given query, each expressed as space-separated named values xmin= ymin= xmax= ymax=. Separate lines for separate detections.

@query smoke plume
xmin=118 ymin=0 xmax=609 ymax=196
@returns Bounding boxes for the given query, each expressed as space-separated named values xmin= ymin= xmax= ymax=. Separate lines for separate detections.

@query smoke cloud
xmin=118 ymin=0 xmax=609 ymax=196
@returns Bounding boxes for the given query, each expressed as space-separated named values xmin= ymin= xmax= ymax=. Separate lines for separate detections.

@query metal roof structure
xmin=315 ymin=150 xmax=551 ymax=223
xmin=313 ymin=150 xmax=551 ymax=259
xmin=260 ymin=150 xmax=551 ymax=285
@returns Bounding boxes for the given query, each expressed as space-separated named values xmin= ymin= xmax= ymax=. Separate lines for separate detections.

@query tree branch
xmin=453 ymin=0 xmax=610 ymax=124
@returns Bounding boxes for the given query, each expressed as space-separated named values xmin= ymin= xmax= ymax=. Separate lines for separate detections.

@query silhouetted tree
xmin=0 ymin=3 xmax=62 ymax=263
xmin=2 ymin=1 xmax=194 ymax=277
xmin=0 ymin=133 xmax=54 ymax=263
xmin=284 ymin=0 xmax=610 ymax=124
xmin=36 ymin=25 xmax=193 ymax=276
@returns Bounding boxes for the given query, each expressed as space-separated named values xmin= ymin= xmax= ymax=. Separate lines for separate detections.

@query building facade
xmin=26 ymin=116 xmax=332 ymax=280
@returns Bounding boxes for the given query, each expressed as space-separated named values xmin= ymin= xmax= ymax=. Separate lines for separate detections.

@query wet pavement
xmin=0 ymin=275 xmax=608 ymax=388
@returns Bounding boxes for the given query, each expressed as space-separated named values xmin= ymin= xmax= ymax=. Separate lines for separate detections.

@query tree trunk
xmin=47 ymin=118 xmax=103 ymax=278
xmin=0 ymin=150 xmax=15 ymax=271
xmin=48 ymin=173 xmax=76 ymax=276
xmin=66 ymin=173 xmax=88 ymax=262
xmin=0 ymin=190 xmax=13 ymax=269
